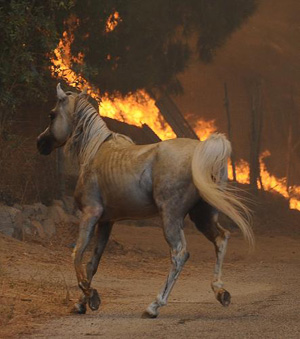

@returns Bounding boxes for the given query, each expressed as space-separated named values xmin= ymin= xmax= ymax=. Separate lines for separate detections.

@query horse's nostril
xmin=37 ymin=135 xmax=53 ymax=155
xmin=37 ymin=136 xmax=44 ymax=149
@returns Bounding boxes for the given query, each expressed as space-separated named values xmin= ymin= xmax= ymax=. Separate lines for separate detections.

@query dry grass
xmin=0 ymin=232 xmax=78 ymax=338
xmin=0 ymin=133 xmax=58 ymax=206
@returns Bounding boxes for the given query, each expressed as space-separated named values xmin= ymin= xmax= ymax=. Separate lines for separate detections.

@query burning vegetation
xmin=51 ymin=30 xmax=175 ymax=141
xmin=228 ymin=151 xmax=300 ymax=211
xmin=50 ymin=23 xmax=300 ymax=212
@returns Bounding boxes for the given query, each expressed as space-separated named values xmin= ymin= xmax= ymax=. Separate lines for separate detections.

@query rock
xmin=53 ymin=200 xmax=64 ymax=209
xmin=75 ymin=210 xmax=82 ymax=219
xmin=13 ymin=211 xmax=24 ymax=240
xmin=35 ymin=213 xmax=46 ymax=222
xmin=23 ymin=203 xmax=48 ymax=226
xmin=23 ymin=218 xmax=36 ymax=236
xmin=13 ymin=203 xmax=23 ymax=211
xmin=68 ymin=214 xmax=79 ymax=224
xmin=42 ymin=218 xmax=56 ymax=237
xmin=31 ymin=220 xmax=46 ymax=239
xmin=63 ymin=196 xmax=76 ymax=214
xmin=0 ymin=205 xmax=23 ymax=239
xmin=32 ymin=202 xmax=48 ymax=216
xmin=22 ymin=205 xmax=36 ymax=219
xmin=47 ymin=205 xmax=69 ymax=224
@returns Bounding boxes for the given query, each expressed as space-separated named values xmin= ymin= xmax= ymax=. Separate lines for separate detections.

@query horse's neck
xmin=67 ymin=98 xmax=113 ymax=167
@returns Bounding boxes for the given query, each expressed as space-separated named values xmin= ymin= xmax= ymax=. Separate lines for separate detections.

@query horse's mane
xmin=65 ymin=94 xmax=133 ymax=168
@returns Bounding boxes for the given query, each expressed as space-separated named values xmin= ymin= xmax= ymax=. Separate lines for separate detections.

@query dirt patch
xmin=0 ymin=220 xmax=299 ymax=338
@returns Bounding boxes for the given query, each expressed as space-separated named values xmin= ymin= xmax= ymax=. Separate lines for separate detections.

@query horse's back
xmin=92 ymin=137 xmax=200 ymax=221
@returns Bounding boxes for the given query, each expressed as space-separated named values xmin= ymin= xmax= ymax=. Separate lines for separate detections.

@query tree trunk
xmin=286 ymin=89 xmax=298 ymax=198
xmin=249 ymin=79 xmax=263 ymax=194
xmin=224 ymin=82 xmax=237 ymax=182
xmin=154 ymin=92 xmax=199 ymax=140
xmin=286 ymin=122 xmax=292 ymax=196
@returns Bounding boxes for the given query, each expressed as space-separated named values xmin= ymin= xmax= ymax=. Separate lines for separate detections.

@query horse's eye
xmin=48 ymin=112 xmax=56 ymax=121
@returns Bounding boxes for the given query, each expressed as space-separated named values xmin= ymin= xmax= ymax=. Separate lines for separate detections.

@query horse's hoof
xmin=88 ymin=289 xmax=101 ymax=311
xmin=71 ymin=302 xmax=87 ymax=314
xmin=141 ymin=311 xmax=158 ymax=319
xmin=217 ymin=289 xmax=231 ymax=307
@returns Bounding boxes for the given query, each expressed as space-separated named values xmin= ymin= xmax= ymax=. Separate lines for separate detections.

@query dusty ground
xmin=0 ymin=218 xmax=299 ymax=338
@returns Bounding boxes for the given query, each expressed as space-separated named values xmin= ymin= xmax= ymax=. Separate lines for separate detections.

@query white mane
xmin=65 ymin=95 xmax=113 ymax=168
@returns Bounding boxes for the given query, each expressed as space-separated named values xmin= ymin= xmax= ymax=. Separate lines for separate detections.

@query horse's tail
xmin=191 ymin=133 xmax=254 ymax=247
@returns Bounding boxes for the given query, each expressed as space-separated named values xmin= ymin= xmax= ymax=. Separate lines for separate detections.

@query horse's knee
xmin=182 ymin=250 xmax=190 ymax=264
xmin=171 ymin=249 xmax=190 ymax=270
xmin=214 ymin=227 xmax=230 ymax=253
xmin=83 ymin=205 xmax=103 ymax=219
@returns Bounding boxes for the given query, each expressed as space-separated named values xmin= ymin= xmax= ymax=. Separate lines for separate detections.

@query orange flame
xmin=51 ymin=30 xmax=300 ymax=212
xmin=193 ymin=119 xmax=217 ymax=140
xmin=100 ymin=92 xmax=175 ymax=140
xmin=259 ymin=151 xmax=289 ymax=198
xmin=228 ymin=159 xmax=250 ymax=184
xmin=106 ymin=12 xmax=121 ymax=32
xmin=228 ymin=151 xmax=300 ymax=211
xmin=51 ymin=31 xmax=175 ymax=140
xmin=290 ymin=187 xmax=300 ymax=210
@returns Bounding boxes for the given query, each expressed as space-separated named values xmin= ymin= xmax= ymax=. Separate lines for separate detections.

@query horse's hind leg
xmin=143 ymin=214 xmax=189 ymax=318
xmin=73 ymin=221 xmax=113 ymax=313
xmin=189 ymin=201 xmax=231 ymax=307
xmin=211 ymin=220 xmax=231 ymax=306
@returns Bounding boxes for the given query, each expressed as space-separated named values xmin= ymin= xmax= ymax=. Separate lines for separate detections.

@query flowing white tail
xmin=191 ymin=133 xmax=254 ymax=247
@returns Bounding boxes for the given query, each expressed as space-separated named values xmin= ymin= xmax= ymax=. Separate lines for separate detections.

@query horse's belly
xmin=101 ymin=186 xmax=157 ymax=221
xmin=98 ymin=154 xmax=157 ymax=220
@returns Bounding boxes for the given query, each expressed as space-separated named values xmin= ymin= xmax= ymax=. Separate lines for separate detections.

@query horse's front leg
xmin=85 ymin=221 xmax=113 ymax=311
xmin=72 ymin=205 xmax=103 ymax=314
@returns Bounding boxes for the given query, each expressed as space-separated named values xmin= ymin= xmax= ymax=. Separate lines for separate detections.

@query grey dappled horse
xmin=37 ymin=84 xmax=253 ymax=318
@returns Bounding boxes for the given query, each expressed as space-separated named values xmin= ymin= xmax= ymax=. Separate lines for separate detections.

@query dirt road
xmin=1 ymin=223 xmax=300 ymax=338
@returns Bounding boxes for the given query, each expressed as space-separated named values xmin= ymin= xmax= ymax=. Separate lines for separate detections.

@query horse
xmin=37 ymin=83 xmax=253 ymax=318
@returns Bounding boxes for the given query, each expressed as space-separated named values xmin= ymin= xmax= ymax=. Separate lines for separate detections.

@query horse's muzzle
xmin=37 ymin=133 xmax=54 ymax=155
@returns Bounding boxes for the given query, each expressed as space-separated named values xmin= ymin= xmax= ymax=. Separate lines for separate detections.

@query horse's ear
xmin=57 ymin=83 xmax=67 ymax=100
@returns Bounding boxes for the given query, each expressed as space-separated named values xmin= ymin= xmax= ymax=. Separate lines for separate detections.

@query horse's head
xmin=37 ymin=84 xmax=83 ymax=155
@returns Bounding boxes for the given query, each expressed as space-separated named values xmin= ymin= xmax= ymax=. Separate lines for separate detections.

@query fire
xmin=193 ymin=119 xmax=217 ymax=140
xmin=229 ymin=150 xmax=300 ymax=211
xmin=100 ymin=92 xmax=176 ymax=140
xmin=228 ymin=159 xmax=250 ymax=184
xmin=259 ymin=151 xmax=289 ymax=198
xmin=106 ymin=12 xmax=121 ymax=32
xmin=51 ymin=29 xmax=300 ymax=212
xmin=51 ymin=32 xmax=86 ymax=86
xmin=51 ymin=31 xmax=175 ymax=140
xmin=290 ymin=187 xmax=300 ymax=210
